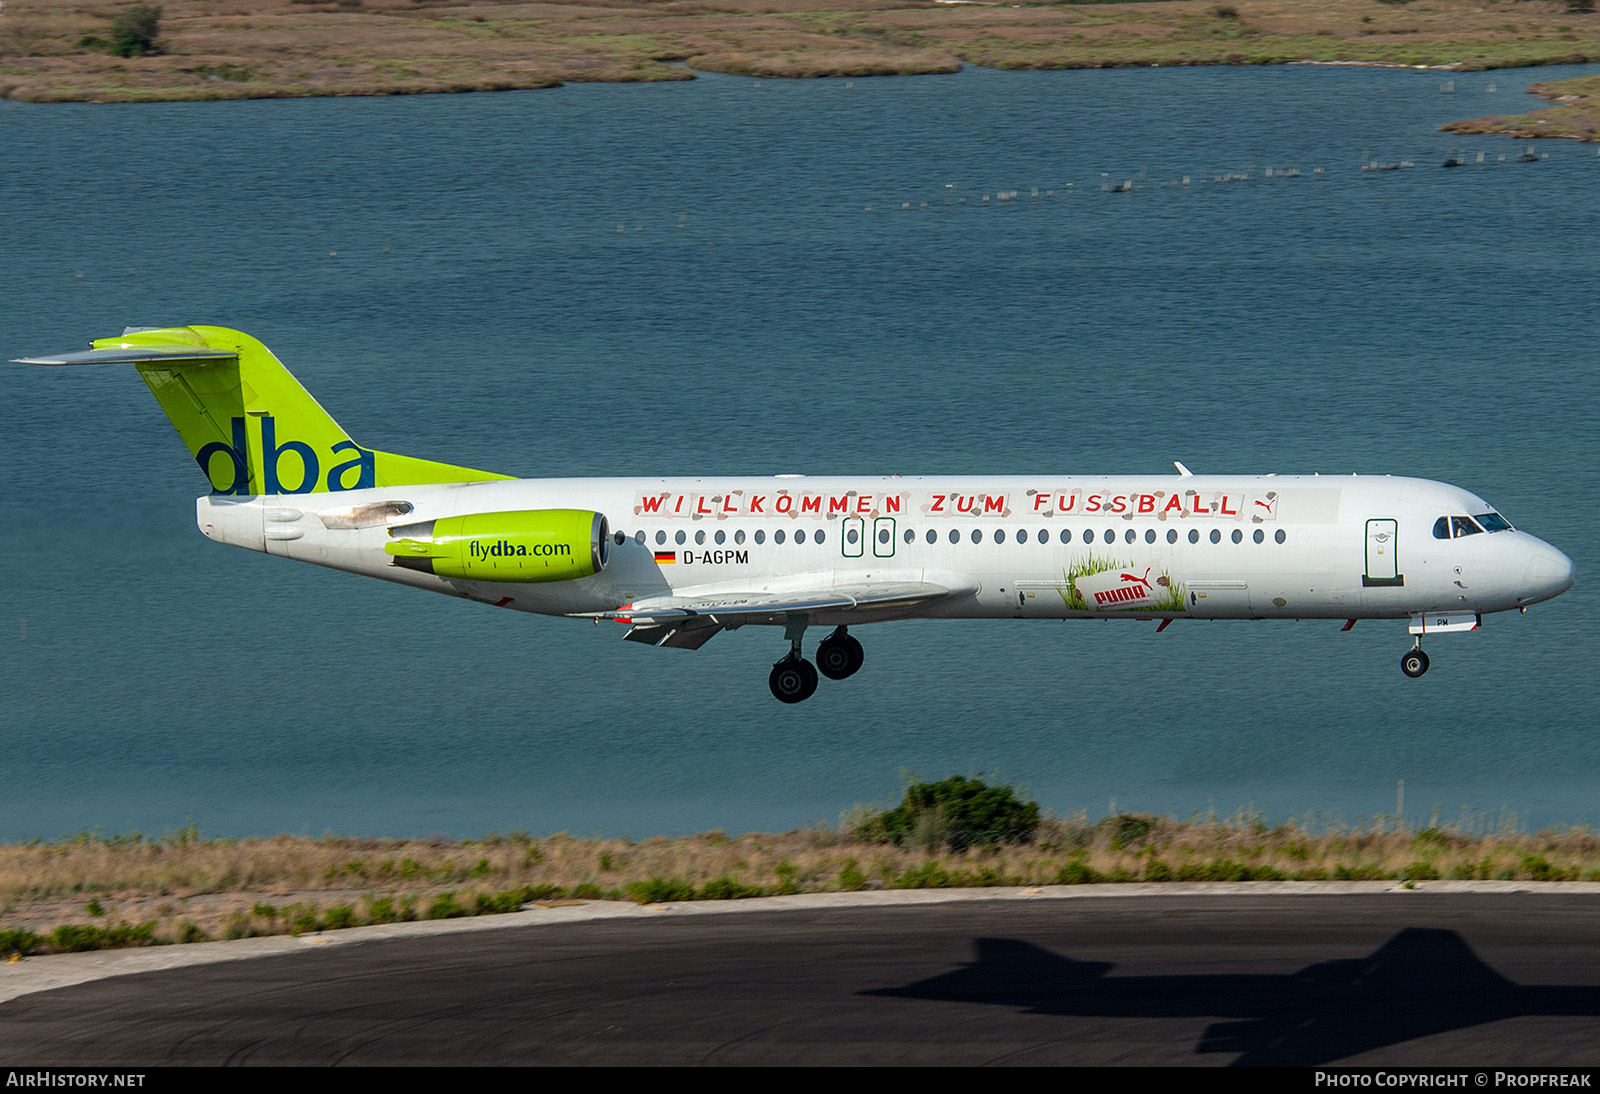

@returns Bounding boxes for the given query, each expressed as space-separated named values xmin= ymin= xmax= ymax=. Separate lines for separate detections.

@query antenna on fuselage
xmin=1173 ymin=461 xmax=1194 ymax=477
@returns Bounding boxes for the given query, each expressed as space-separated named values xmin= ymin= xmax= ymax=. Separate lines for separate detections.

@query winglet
xmin=1174 ymin=461 xmax=1194 ymax=477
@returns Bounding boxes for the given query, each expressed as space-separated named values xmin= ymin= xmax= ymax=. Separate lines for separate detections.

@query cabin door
xmin=1364 ymin=519 xmax=1403 ymax=586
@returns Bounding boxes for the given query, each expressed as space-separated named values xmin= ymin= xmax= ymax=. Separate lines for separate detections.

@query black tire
xmin=769 ymin=656 xmax=819 ymax=703
xmin=1400 ymin=648 xmax=1430 ymax=678
xmin=816 ymin=633 xmax=865 ymax=680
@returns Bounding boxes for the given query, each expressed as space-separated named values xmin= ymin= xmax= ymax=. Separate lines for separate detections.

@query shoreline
xmin=5 ymin=817 xmax=1598 ymax=958
xmin=1 ymin=0 xmax=1598 ymax=140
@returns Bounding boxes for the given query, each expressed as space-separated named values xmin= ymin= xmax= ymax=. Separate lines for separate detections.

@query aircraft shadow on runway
xmin=864 ymin=927 xmax=1600 ymax=1066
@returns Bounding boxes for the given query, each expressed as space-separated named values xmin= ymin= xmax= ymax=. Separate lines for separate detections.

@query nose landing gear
xmin=1400 ymin=644 xmax=1430 ymax=678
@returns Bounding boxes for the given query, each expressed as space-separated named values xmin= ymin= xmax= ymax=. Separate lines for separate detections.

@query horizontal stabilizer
xmin=13 ymin=346 xmax=238 ymax=367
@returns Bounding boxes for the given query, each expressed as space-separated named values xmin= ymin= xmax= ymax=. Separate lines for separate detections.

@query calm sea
xmin=2 ymin=63 xmax=1596 ymax=839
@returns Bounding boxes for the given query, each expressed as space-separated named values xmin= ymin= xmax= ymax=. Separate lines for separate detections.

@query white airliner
xmin=17 ymin=326 xmax=1576 ymax=702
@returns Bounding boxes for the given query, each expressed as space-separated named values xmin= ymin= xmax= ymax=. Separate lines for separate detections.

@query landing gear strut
xmin=1400 ymin=643 xmax=1430 ymax=678
xmin=816 ymin=626 xmax=865 ymax=681
xmin=770 ymin=614 xmax=819 ymax=703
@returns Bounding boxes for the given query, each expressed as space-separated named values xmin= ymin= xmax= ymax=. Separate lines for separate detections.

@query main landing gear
xmin=769 ymin=624 xmax=864 ymax=703
xmin=1400 ymin=643 xmax=1430 ymax=678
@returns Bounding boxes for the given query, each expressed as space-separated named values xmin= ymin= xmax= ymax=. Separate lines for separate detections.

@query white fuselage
xmin=196 ymin=472 xmax=1574 ymax=628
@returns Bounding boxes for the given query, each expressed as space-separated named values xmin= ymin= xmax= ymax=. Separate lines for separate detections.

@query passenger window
xmin=1275 ymin=529 xmax=1286 ymax=544
xmin=1433 ymin=517 xmax=1451 ymax=540
xmin=1103 ymin=529 xmax=1114 ymax=544
xmin=695 ymin=531 xmax=706 ymax=545
xmin=949 ymin=529 xmax=960 ymax=545
xmin=1231 ymin=529 xmax=1243 ymax=544
xmin=734 ymin=529 xmax=745 ymax=545
xmin=1145 ymin=529 xmax=1156 ymax=544
xmin=656 ymin=530 xmax=667 ymax=545
xmin=774 ymin=530 xmax=785 ymax=544
xmin=614 ymin=531 xmax=625 ymax=546
xmin=927 ymin=529 xmax=937 ymax=545
xmin=1124 ymin=529 xmax=1136 ymax=544
xmin=971 ymin=529 xmax=982 ymax=544
xmin=1060 ymin=529 xmax=1071 ymax=544
xmin=1210 ymin=529 xmax=1221 ymax=544
xmin=816 ymin=530 xmax=825 ymax=544
xmin=847 ymin=527 xmax=859 ymax=545
xmin=1253 ymin=529 xmax=1264 ymax=544
xmin=1189 ymin=529 xmax=1200 ymax=544
xmin=994 ymin=529 xmax=1005 ymax=544
xmin=1167 ymin=529 xmax=1177 ymax=544
xmin=796 ymin=529 xmax=808 ymax=544
xmin=1083 ymin=529 xmax=1095 ymax=544
xmin=755 ymin=529 xmax=765 ymax=544
xmin=675 ymin=530 xmax=686 ymax=545
xmin=715 ymin=530 xmax=726 ymax=545
xmin=634 ymin=530 xmax=645 ymax=545
xmin=1037 ymin=529 xmax=1048 ymax=545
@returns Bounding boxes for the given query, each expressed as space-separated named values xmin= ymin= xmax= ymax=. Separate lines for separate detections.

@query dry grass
xmin=4 ymin=814 xmax=1599 ymax=953
xmin=1 ymin=0 xmax=1599 ymax=103
xmin=1443 ymin=72 xmax=1600 ymax=140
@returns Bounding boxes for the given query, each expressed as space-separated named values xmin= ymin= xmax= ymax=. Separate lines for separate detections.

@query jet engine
xmin=385 ymin=509 xmax=608 ymax=582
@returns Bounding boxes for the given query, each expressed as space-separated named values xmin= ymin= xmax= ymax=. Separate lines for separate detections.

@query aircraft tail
xmin=15 ymin=326 xmax=510 ymax=495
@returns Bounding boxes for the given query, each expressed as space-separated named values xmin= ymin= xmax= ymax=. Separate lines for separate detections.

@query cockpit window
xmin=1433 ymin=517 xmax=1450 ymax=540
xmin=1475 ymin=512 xmax=1513 ymax=533
xmin=1451 ymin=516 xmax=1484 ymax=538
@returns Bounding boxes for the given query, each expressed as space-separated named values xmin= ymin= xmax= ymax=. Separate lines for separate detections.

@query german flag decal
xmin=654 ymin=551 xmax=676 ymax=564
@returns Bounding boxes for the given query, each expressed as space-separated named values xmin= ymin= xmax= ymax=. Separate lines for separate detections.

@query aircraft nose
xmin=1523 ymin=541 xmax=1576 ymax=604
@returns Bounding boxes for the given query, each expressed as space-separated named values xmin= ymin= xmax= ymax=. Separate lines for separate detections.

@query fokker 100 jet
xmin=16 ymin=327 xmax=1576 ymax=703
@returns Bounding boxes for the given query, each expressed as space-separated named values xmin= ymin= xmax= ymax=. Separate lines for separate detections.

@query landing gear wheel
xmin=816 ymin=630 xmax=865 ymax=681
xmin=769 ymin=655 xmax=819 ymax=703
xmin=1400 ymin=648 xmax=1430 ymax=678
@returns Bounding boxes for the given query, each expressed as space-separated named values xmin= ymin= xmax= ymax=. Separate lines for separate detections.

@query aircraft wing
xmin=585 ymin=580 xmax=971 ymax=650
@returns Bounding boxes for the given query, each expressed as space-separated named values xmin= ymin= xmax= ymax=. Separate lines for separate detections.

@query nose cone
xmin=1523 ymin=542 xmax=1576 ymax=605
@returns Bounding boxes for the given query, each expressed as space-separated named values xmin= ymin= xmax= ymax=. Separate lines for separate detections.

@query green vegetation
xmin=857 ymin=776 xmax=1041 ymax=852
xmin=1443 ymin=72 xmax=1600 ymax=142
xmin=3 ymin=802 xmax=1598 ymax=957
xmin=3 ymin=0 xmax=1600 ymax=106
xmin=108 ymin=3 xmax=163 ymax=58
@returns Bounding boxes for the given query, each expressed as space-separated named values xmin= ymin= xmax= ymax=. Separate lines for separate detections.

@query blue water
xmin=3 ymin=64 xmax=1597 ymax=839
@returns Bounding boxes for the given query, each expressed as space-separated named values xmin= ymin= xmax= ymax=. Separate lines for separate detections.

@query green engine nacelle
xmin=385 ymin=509 xmax=609 ymax=583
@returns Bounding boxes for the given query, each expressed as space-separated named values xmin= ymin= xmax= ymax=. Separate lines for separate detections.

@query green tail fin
xmin=20 ymin=326 xmax=510 ymax=494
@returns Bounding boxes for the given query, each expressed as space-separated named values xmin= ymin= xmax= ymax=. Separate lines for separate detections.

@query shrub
xmin=1053 ymin=860 xmax=1099 ymax=885
xmin=838 ymin=859 xmax=867 ymax=891
xmin=47 ymin=923 xmax=155 ymax=952
xmin=860 ymin=776 xmax=1040 ymax=852
xmin=1103 ymin=814 xmax=1155 ymax=851
xmin=426 ymin=892 xmax=467 ymax=919
xmin=626 ymin=876 xmax=693 ymax=904
xmin=0 ymin=928 xmax=42 ymax=958
xmin=108 ymin=4 xmax=162 ymax=58
xmin=323 ymin=904 xmax=358 ymax=930
xmin=698 ymin=876 xmax=761 ymax=900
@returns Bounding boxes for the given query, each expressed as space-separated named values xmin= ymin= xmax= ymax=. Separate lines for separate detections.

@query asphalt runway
xmin=4 ymin=891 xmax=1600 ymax=1066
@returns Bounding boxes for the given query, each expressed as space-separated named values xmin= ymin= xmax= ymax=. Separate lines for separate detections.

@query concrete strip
xmin=5 ymin=880 xmax=1599 ymax=1005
